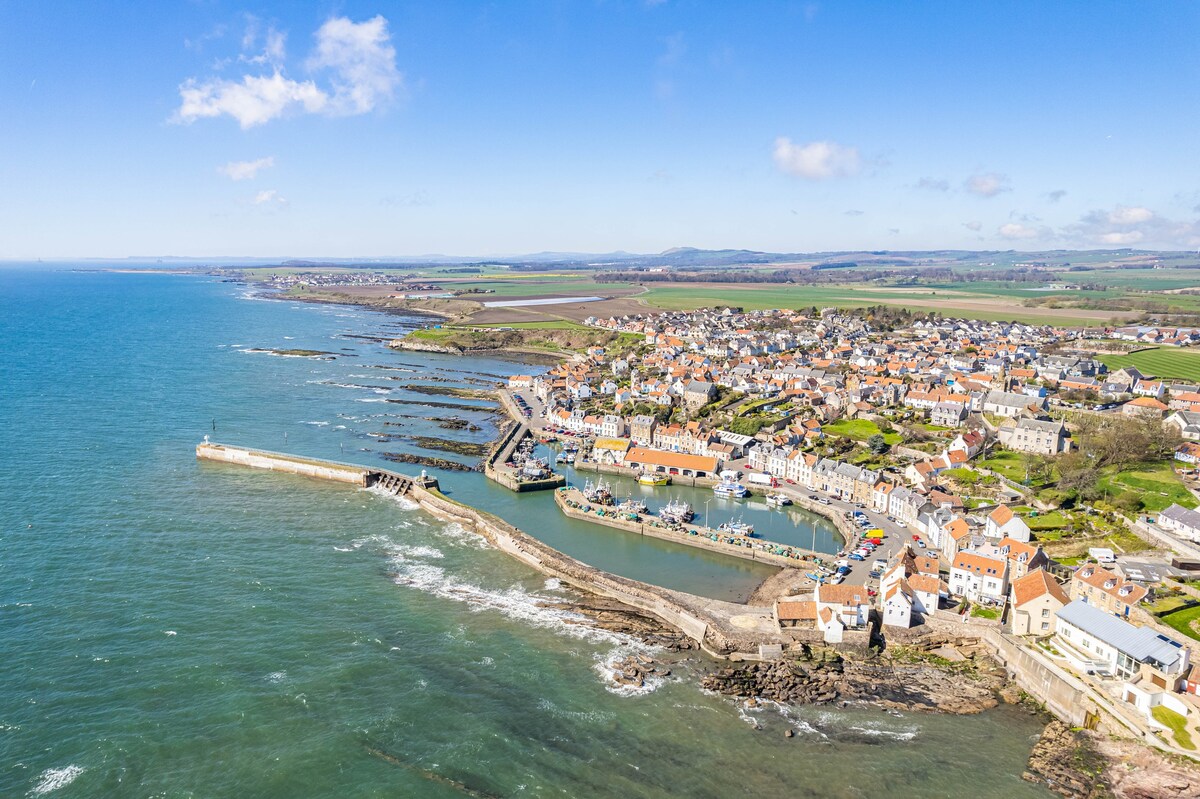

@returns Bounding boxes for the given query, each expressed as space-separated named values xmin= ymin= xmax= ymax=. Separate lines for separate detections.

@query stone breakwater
xmin=197 ymin=442 xmax=784 ymax=657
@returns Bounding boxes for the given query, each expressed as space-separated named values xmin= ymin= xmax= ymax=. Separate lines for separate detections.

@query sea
xmin=0 ymin=266 xmax=1051 ymax=798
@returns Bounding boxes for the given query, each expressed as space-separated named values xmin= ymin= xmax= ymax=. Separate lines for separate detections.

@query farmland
xmin=1097 ymin=347 xmax=1200 ymax=382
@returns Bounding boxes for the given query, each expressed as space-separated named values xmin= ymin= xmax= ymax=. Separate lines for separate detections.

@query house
xmin=1054 ymin=600 xmax=1189 ymax=688
xmin=880 ymin=547 xmax=944 ymax=628
xmin=629 ymin=415 xmax=658 ymax=445
xmin=984 ymin=505 xmax=1031 ymax=543
xmin=1165 ymin=411 xmax=1200 ymax=441
xmin=982 ymin=389 xmax=1046 ymax=418
xmin=996 ymin=417 xmax=1070 ymax=456
xmin=1009 ymin=569 xmax=1070 ymax=636
xmin=814 ymin=582 xmax=870 ymax=643
xmin=599 ymin=415 xmax=626 ymax=438
xmin=931 ymin=401 xmax=968 ymax=427
xmin=1123 ymin=397 xmax=1169 ymax=418
xmin=590 ymin=437 xmax=631 ymax=466
xmin=1070 ymin=564 xmax=1148 ymax=618
xmin=683 ymin=380 xmax=717 ymax=410
xmin=623 ymin=447 xmax=718 ymax=478
xmin=1159 ymin=503 xmax=1200 ymax=542
xmin=998 ymin=537 xmax=1048 ymax=580
xmin=949 ymin=550 xmax=1010 ymax=603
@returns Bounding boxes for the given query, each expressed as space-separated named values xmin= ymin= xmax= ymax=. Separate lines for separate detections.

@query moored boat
xmin=712 ymin=480 xmax=748 ymax=499
xmin=638 ymin=472 xmax=670 ymax=486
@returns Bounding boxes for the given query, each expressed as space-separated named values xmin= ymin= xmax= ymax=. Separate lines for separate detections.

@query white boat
xmin=712 ymin=480 xmax=748 ymax=499
xmin=616 ymin=496 xmax=648 ymax=515
xmin=659 ymin=499 xmax=694 ymax=524
xmin=718 ymin=518 xmax=756 ymax=537
xmin=765 ymin=493 xmax=792 ymax=507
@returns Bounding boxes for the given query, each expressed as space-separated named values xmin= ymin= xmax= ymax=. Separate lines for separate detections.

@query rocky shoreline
xmin=1024 ymin=720 xmax=1200 ymax=799
xmin=701 ymin=636 xmax=1009 ymax=715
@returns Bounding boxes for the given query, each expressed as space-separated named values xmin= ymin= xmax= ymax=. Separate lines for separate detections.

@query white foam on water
xmin=536 ymin=697 xmax=617 ymax=723
xmin=543 ymin=578 xmax=563 ymax=591
xmin=302 ymin=421 xmax=330 ymax=426
xmin=163 ymin=631 xmax=176 ymax=637
xmin=847 ymin=725 xmax=919 ymax=741
xmin=432 ymin=522 xmax=490 ymax=550
xmin=593 ymin=644 xmax=667 ymax=697
xmin=30 ymin=765 xmax=84 ymax=796
xmin=364 ymin=485 xmax=420 ymax=510
xmin=355 ymin=398 xmax=388 ymax=403
xmin=383 ymin=543 xmax=638 ymax=647
xmin=266 ymin=671 xmax=287 ymax=684
xmin=333 ymin=546 xmax=354 ymax=552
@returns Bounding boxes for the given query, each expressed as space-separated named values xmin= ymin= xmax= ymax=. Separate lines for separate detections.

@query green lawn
xmin=1098 ymin=347 xmax=1200 ymax=382
xmin=1098 ymin=462 xmax=1196 ymax=513
xmin=1027 ymin=511 xmax=1070 ymax=531
xmin=822 ymin=418 xmax=902 ymax=445
xmin=978 ymin=451 xmax=1033 ymax=483
xmin=1157 ymin=604 xmax=1200 ymax=643
xmin=1152 ymin=705 xmax=1196 ymax=750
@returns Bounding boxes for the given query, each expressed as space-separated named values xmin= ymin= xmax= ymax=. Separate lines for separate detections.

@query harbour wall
xmin=197 ymin=441 xmax=786 ymax=658
xmin=554 ymin=487 xmax=822 ymax=570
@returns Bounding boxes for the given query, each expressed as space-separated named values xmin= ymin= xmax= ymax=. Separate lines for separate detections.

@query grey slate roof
xmin=1056 ymin=600 xmax=1185 ymax=669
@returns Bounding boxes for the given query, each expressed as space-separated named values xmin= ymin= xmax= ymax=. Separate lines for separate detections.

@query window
xmin=1041 ymin=608 xmax=1049 ymax=617
xmin=1041 ymin=621 xmax=1049 ymax=630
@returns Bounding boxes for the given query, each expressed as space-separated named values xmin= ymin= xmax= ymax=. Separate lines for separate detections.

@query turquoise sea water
xmin=0 ymin=268 xmax=1050 ymax=797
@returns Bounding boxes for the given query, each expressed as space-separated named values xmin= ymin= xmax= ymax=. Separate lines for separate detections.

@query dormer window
xmin=1118 ymin=586 xmax=1132 ymax=597
xmin=1103 ymin=580 xmax=1116 ymax=590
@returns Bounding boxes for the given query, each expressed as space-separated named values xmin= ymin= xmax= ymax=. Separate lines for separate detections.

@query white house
xmin=950 ymin=550 xmax=1010 ymax=603
xmin=1054 ymin=600 xmax=1189 ymax=687
xmin=1159 ymin=504 xmax=1200 ymax=542
xmin=984 ymin=505 xmax=1031 ymax=543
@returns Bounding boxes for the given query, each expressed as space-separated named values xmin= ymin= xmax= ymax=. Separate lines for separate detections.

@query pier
xmin=553 ymin=487 xmax=828 ymax=570
xmin=483 ymin=420 xmax=565 ymax=492
xmin=195 ymin=441 xmax=790 ymax=659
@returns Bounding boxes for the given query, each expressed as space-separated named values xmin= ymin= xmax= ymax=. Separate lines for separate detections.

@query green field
xmin=473 ymin=320 xmax=587 ymax=330
xmin=1098 ymin=462 xmax=1196 ymax=513
xmin=639 ymin=284 xmax=1111 ymax=325
xmin=1098 ymin=347 xmax=1200 ymax=382
xmin=822 ymin=418 xmax=902 ymax=445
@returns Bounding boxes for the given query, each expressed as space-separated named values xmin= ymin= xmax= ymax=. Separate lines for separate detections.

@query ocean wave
xmin=266 ymin=671 xmax=287 ymax=684
xmin=432 ymin=522 xmax=490 ymax=550
xmin=30 ymin=765 xmax=84 ymax=796
xmin=302 ymin=421 xmax=330 ymax=426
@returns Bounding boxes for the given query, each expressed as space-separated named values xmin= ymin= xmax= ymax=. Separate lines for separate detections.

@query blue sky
xmin=2 ymin=1 xmax=1198 ymax=258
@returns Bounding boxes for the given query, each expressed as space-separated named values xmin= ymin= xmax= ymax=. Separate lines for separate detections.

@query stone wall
xmin=197 ymin=442 xmax=368 ymax=485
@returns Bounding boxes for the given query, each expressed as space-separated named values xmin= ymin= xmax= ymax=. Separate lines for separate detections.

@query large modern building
xmin=1054 ymin=600 xmax=1189 ymax=688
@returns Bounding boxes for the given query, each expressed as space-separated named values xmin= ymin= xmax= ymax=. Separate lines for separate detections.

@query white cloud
xmin=962 ymin=220 xmax=982 ymax=231
xmin=254 ymin=189 xmax=287 ymax=205
xmin=177 ymin=71 xmax=328 ymax=129
xmin=175 ymin=15 xmax=402 ymax=128
xmin=1107 ymin=205 xmax=1154 ymax=225
xmin=998 ymin=222 xmax=1042 ymax=240
xmin=965 ymin=172 xmax=1011 ymax=197
xmin=1045 ymin=189 xmax=1067 ymax=203
xmin=1098 ymin=231 xmax=1144 ymax=245
xmin=772 ymin=138 xmax=860 ymax=180
xmin=307 ymin=15 xmax=402 ymax=116
xmin=218 ymin=156 xmax=275 ymax=181
xmin=240 ymin=26 xmax=286 ymax=67
xmin=916 ymin=177 xmax=949 ymax=192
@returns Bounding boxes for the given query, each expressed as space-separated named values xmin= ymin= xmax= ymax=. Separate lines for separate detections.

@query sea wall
xmin=197 ymin=442 xmax=368 ymax=485
xmin=197 ymin=441 xmax=784 ymax=657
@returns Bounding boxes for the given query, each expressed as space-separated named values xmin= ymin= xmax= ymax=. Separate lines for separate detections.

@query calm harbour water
xmin=0 ymin=267 xmax=1050 ymax=797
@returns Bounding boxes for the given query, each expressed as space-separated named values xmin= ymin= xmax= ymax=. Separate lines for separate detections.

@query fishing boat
xmin=638 ymin=472 xmax=670 ymax=487
xmin=765 ymin=493 xmax=793 ymax=507
xmin=718 ymin=517 xmax=756 ymax=537
xmin=582 ymin=479 xmax=614 ymax=505
xmin=616 ymin=496 xmax=648 ymax=515
xmin=712 ymin=480 xmax=748 ymax=499
xmin=659 ymin=499 xmax=694 ymax=524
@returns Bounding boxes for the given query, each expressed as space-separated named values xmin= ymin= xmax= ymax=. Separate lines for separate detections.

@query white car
xmin=830 ymin=573 xmax=846 ymax=585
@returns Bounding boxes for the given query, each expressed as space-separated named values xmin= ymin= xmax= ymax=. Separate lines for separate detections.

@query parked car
xmin=849 ymin=553 xmax=865 ymax=561
xmin=917 ymin=540 xmax=927 ymax=548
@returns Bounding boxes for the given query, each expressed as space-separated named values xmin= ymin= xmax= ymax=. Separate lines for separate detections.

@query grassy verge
xmin=1157 ymin=603 xmax=1200 ymax=643
xmin=1098 ymin=462 xmax=1196 ymax=513
xmin=1152 ymin=705 xmax=1196 ymax=750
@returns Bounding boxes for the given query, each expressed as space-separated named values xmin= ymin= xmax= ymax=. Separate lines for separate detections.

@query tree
xmin=867 ymin=433 xmax=891 ymax=455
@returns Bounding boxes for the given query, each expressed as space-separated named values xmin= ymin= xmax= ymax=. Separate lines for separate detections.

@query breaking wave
xmin=30 ymin=765 xmax=84 ymax=795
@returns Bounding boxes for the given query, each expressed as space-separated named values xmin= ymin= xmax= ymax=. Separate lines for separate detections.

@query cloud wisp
xmin=772 ymin=138 xmax=860 ymax=180
xmin=175 ymin=15 xmax=402 ymax=129
xmin=964 ymin=172 xmax=1011 ymax=197
xmin=218 ymin=156 xmax=275 ymax=180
